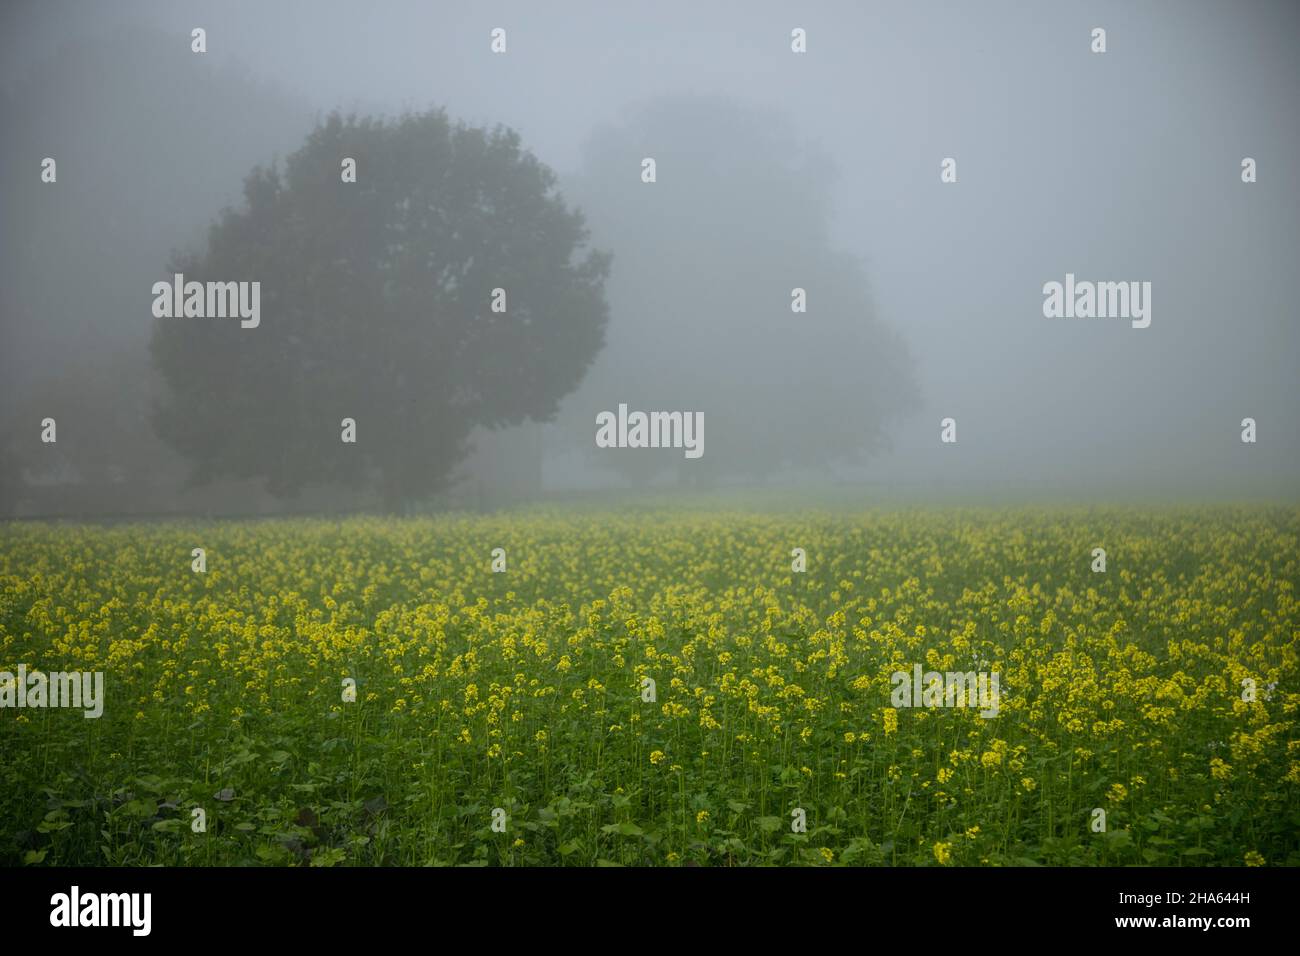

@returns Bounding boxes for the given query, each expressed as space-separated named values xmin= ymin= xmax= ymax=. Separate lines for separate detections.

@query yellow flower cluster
xmin=0 ymin=505 xmax=1295 ymax=866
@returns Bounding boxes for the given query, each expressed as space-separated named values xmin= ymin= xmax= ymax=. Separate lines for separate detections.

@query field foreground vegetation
xmin=1 ymin=506 xmax=1297 ymax=866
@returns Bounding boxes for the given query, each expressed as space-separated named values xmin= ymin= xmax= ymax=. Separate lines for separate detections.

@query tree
xmin=556 ymin=95 xmax=918 ymax=484
xmin=150 ymin=110 xmax=611 ymax=510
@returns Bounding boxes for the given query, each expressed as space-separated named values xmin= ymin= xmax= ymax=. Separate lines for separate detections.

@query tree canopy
xmin=558 ymin=95 xmax=918 ymax=484
xmin=151 ymin=109 xmax=611 ymax=508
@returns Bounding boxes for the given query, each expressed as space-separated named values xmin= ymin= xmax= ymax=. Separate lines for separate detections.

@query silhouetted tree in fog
xmin=151 ymin=109 xmax=611 ymax=510
xmin=559 ymin=95 xmax=918 ymax=484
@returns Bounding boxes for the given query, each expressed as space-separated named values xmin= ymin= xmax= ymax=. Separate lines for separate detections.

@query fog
xmin=2 ymin=0 xmax=1297 ymax=515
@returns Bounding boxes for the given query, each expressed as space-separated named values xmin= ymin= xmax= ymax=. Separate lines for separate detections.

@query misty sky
xmin=3 ymin=0 xmax=1297 ymax=498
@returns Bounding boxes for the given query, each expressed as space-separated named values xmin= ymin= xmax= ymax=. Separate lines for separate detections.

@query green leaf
xmin=600 ymin=821 xmax=643 ymax=837
xmin=122 ymin=799 xmax=154 ymax=819
xmin=309 ymin=847 xmax=347 ymax=867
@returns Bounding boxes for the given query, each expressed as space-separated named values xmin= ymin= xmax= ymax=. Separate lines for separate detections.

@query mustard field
xmin=1 ymin=506 xmax=1297 ymax=866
